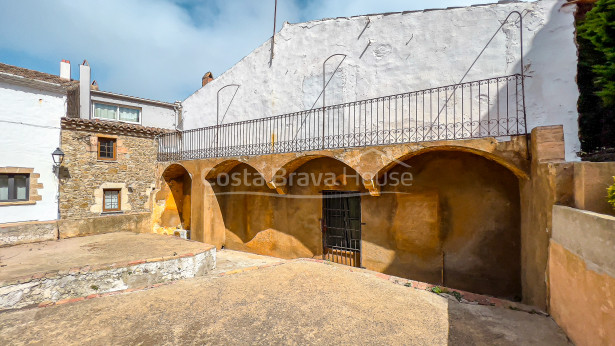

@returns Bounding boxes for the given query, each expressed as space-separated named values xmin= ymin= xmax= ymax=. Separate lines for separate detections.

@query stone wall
xmin=0 ymin=220 xmax=57 ymax=246
xmin=58 ymin=212 xmax=152 ymax=239
xmin=60 ymin=122 xmax=159 ymax=220
xmin=0 ymin=247 xmax=215 ymax=311
xmin=574 ymin=162 xmax=615 ymax=216
xmin=549 ymin=206 xmax=615 ymax=345
xmin=519 ymin=126 xmax=574 ymax=309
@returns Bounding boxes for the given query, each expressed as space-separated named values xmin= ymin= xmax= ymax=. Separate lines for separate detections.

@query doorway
xmin=321 ymin=190 xmax=362 ymax=267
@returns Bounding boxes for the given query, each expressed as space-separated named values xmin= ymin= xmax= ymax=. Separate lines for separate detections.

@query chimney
xmin=79 ymin=60 xmax=91 ymax=119
xmin=60 ymin=60 xmax=71 ymax=80
xmin=202 ymin=72 xmax=213 ymax=87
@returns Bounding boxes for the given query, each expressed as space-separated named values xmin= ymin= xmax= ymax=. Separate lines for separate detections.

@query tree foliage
xmin=577 ymin=0 xmax=615 ymax=154
xmin=578 ymin=0 xmax=615 ymax=106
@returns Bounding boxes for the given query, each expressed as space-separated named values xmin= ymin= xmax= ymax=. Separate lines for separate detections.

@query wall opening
xmin=213 ymin=158 xmax=364 ymax=259
xmin=368 ymin=150 xmax=521 ymax=300
xmin=154 ymin=164 xmax=192 ymax=238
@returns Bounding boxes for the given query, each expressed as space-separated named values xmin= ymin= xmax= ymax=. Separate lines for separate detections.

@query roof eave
xmin=0 ymin=72 xmax=75 ymax=94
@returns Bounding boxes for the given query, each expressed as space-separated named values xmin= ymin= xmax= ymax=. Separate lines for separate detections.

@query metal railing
xmin=158 ymin=74 xmax=526 ymax=161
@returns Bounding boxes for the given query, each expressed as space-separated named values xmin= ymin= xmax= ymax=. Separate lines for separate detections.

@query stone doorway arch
xmin=154 ymin=164 xmax=192 ymax=238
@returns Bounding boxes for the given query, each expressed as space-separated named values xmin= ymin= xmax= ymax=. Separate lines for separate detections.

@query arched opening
xmin=364 ymin=150 xmax=521 ymax=299
xmin=154 ymin=164 xmax=192 ymax=238
xmin=214 ymin=157 xmax=364 ymax=260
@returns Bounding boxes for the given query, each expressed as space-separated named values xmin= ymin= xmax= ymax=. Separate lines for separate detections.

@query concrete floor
xmin=0 ymin=256 xmax=570 ymax=345
xmin=0 ymin=232 xmax=213 ymax=282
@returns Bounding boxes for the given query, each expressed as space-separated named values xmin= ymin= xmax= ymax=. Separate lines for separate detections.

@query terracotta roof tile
xmin=0 ymin=62 xmax=79 ymax=88
xmin=61 ymin=117 xmax=172 ymax=138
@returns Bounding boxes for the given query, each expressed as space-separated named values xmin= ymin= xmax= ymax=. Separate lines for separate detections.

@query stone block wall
xmin=0 ymin=220 xmax=57 ymax=246
xmin=59 ymin=119 xmax=162 ymax=220
xmin=58 ymin=212 xmax=152 ymax=239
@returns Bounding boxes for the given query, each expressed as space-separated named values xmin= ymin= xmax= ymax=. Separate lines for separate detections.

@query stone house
xmin=0 ymin=60 xmax=179 ymax=244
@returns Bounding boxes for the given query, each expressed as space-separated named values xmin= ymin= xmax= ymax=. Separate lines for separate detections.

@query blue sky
xmin=0 ymin=0 xmax=518 ymax=102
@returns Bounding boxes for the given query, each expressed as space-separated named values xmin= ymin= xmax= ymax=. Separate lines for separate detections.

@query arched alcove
xmin=154 ymin=164 xmax=192 ymax=237
xmin=363 ymin=149 xmax=521 ymax=299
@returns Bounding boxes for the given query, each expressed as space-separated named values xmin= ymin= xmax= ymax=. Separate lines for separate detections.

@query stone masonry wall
xmin=60 ymin=128 xmax=157 ymax=219
xmin=0 ymin=247 xmax=215 ymax=311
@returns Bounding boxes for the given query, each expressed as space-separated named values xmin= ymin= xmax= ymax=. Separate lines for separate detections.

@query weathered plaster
xmin=0 ymin=81 xmax=65 ymax=224
xmin=182 ymin=0 xmax=579 ymax=160
xmin=549 ymin=206 xmax=615 ymax=346
xmin=573 ymin=162 xmax=615 ymax=217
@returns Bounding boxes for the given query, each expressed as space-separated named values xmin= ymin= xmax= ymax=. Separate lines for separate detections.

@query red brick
xmin=374 ymin=272 xmax=390 ymax=280
xmin=38 ymin=301 xmax=54 ymax=308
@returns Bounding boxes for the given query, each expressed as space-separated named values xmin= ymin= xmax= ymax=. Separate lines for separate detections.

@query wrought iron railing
xmin=157 ymin=74 xmax=526 ymax=161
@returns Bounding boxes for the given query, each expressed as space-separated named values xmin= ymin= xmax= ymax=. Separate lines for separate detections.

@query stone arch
xmin=268 ymin=153 xmax=362 ymax=194
xmin=202 ymin=159 xmax=268 ymax=182
xmin=217 ymin=156 xmax=367 ymax=259
xmin=364 ymin=148 xmax=522 ymax=299
xmin=374 ymin=145 xmax=528 ymax=183
xmin=153 ymin=163 xmax=192 ymax=238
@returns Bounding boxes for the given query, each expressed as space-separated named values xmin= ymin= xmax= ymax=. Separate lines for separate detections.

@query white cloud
xmin=0 ymin=0 xmax=521 ymax=102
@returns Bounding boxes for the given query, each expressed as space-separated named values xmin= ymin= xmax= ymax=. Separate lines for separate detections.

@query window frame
xmin=92 ymin=101 xmax=142 ymax=124
xmin=97 ymin=137 xmax=117 ymax=161
xmin=0 ymin=173 xmax=30 ymax=202
xmin=102 ymin=188 xmax=121 ymax=212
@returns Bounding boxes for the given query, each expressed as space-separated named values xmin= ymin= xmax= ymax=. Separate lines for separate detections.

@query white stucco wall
xmin=182 ymin=0 xmax=580 ymax=160
xmin=0 ymin=81 xmax=65 ymax=224
xmin=90 ymin=92 xmax=177 ymax=130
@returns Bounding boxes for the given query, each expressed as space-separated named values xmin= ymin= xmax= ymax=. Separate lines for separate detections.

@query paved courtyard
xmin=0 ymin=253 xmax=570 ymax=345
xmin=0 ymin=232 xmax=213 ymax=282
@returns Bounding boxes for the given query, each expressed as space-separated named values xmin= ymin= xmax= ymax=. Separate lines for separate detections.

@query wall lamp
xmin=52 ymin=147 xmax=65 ymax=166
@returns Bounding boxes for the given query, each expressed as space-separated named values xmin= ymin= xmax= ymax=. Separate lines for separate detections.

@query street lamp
xmin=52 ymin=147 xmax=65 ymax=166
xmin=51 ymin=147 xmax=65 ymax=228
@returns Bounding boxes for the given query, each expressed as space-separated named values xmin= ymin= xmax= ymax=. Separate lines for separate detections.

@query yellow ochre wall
xmin=215 ymin=153 xmax=521 ymax=299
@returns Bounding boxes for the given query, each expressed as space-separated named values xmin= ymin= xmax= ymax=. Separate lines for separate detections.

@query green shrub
xmin=577 ymin=0 xmax=615 ymax=152
xmin=607 ymin=177 xmax=615 ymax=209
xmin=578 ymin=0 xmax=615 ymax=107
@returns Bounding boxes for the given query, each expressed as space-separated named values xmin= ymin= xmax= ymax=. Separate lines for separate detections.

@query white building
xmin=74 ymin=60 xmax=180 ymax=130
xmin=0 ymin=60 xmax=179 ymax=242
xmin=0 ymin=63 xmax=77 ymax=225
xmin=182 ymin=0 xmax=580 ymax=160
